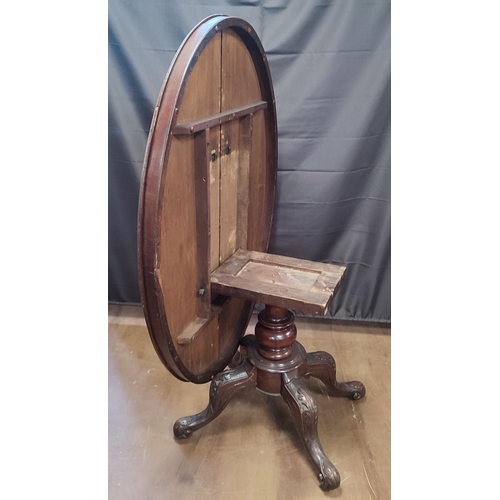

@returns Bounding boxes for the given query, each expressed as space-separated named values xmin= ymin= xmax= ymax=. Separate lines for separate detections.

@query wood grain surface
xmin=138 ymin=16 xmax=277 ymax=383
xmin=211 ymin=249 xmax=346 ymax=315
xmin=157 ymin=32 xmax=222 ymax=377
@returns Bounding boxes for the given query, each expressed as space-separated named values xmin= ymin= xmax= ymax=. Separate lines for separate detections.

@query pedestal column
xmin=255 ymin=305 xmax=297 ymax=360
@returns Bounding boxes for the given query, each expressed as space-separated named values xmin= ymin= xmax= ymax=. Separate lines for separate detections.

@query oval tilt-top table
xmin=137 ymin=15 xmax=365 ymax=492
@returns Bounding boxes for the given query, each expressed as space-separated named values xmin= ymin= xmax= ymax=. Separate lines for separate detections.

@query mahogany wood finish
xmin=173 ymin=360 xmax=257 ymax=439
xmin=281 ymin=375 xmax=340 ymax=491
xmin=138 ymin=15 xmax=366 ymax=492
xmin=174 ymin=305 xmax=366 ymax=491
xmin=173 ymin=101 xmax=267 ymax=135
xmin=255 ymin=305 xmax=297 ymax=361
xmin=137 ymin=15 xmax=277 ymax=383
xmin=304 ymin=351 xmax=366 ymax=400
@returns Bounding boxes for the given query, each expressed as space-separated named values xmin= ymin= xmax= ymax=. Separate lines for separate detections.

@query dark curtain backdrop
xmin=109 ymin=0 xmax=391 ymax=322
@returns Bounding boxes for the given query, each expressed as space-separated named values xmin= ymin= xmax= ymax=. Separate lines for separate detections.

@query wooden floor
xmin=109 ymin=305 xmax=390 ymax=499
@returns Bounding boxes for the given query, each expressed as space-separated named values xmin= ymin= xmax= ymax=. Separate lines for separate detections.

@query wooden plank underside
xmin=176 ymin=296 xmax=230 ymax=344
xmin=173 ymin=101 xmax=267 ymax=135
xmin=211 ymin=249 xmax=346 ymax=315
xmin=194 ymin=128 xmax=212 ymax=317
xmin=158 ymin=32 xmax=223 ymax=370
xmin=236 ymin=114 xmax=253 ymax=250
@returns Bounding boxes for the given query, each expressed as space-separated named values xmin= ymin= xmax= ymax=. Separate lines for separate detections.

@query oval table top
xmin=137 ymin=15 xmax=278 ymax=383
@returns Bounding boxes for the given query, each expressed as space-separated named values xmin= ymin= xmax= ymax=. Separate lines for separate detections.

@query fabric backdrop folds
xmin=108 ymin=0 xmax=391 ymax=323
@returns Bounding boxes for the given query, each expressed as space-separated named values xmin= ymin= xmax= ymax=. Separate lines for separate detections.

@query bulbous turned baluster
xmin=255 ymin=305 xmax=297 ymax=361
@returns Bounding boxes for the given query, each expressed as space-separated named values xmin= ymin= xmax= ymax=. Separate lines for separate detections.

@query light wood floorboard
xmin=109 ymin=304 xmax=390 ymax=499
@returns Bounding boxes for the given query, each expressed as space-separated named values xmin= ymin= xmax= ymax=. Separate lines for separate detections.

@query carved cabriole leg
xmin=173 ymin=303 xmax=366 ymax=491
xmin=173 ymin=360 xmax=257 ymax=439
xmin=281 ymin=373 xmax=341 ymax=491
xmin=304 ymin=351 xmax=366 ymax=400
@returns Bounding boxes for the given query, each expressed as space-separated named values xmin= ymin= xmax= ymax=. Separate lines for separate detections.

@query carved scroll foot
xmin=281 ymin=375 xmax=341 ymax=491
xmin=173 ymin=360 xmax=256 ymax=439
xmin=304 ymin=351 xmax=366 ymax=400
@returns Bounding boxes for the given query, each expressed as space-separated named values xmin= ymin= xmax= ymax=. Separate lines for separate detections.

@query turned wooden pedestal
xmin=172 ymin=250 xmax=366 ymax=492
xmin=174 ymin=305 xmax=365 ymax=491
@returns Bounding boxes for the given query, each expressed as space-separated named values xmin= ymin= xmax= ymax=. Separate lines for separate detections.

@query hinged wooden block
xmin=211 ymin=249 xmax=346 ymax=315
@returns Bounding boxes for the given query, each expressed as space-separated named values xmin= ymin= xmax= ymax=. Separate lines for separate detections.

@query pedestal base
xmin=174 ymin=317 xmax=365 ymax=492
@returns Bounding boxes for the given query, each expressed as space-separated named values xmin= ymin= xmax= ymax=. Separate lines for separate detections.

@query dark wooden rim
xmin=137 ymin=15 xmax=278 ymax=383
